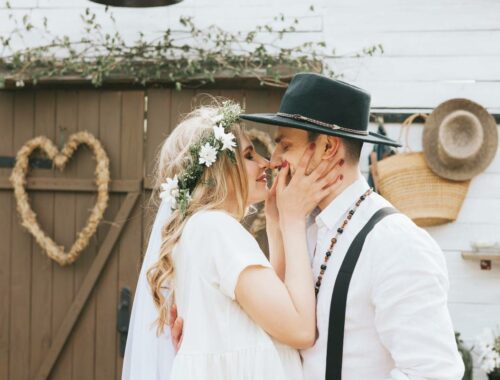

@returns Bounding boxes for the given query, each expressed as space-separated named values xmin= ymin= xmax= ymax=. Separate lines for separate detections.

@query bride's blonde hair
xmin=147 ymin=103 xmax=249 ymax=334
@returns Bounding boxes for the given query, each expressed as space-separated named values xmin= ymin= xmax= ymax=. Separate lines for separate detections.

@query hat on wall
xmin=239 ymin=72 xmax=401 ymax=147
xmin=423 ymin=98 xmax=498 ymax=181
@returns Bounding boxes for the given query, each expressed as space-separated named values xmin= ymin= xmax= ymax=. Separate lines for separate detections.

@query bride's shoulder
xmin=184 ymin=209 xmax=244 ymax=234
xmin=182 ymin=209 xmax=255 ymax=252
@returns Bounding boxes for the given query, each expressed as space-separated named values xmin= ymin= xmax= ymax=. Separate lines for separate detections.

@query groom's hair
xmin=307 ymin=131 xmax=363 ymax=163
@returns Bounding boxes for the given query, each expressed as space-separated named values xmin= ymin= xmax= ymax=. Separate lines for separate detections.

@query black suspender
xmin=325 ymin=207 xmax=398 ymax=380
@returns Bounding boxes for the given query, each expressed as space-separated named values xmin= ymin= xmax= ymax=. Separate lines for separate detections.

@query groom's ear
xmin=322 ymin=135 xmax=341 ymax=160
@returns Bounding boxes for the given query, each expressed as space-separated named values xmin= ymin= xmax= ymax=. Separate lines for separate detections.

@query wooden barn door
xmin=0 ymin=89 xmax=144 ymax=380
xmin=0 ymin=85 xmax=283 ymax=380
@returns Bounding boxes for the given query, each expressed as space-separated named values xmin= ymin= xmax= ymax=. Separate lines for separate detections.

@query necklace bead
xmin=314 ymin=188 xmax=373 ymax=296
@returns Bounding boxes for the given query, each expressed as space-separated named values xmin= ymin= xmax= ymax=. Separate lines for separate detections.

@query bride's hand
xmin=276 ymin=143 xmax=344 ymax=226
xmin=265 ymin=166 xmax=281 ymax=228
xmin=169 ymin=304 xmax=183 ymax=352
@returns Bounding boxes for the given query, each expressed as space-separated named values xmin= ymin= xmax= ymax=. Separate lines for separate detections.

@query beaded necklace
xmin=314 ymin=188 xmax=373 ymax=296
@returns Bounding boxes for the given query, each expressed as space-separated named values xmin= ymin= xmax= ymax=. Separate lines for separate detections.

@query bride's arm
xmin=266 ymin=220 xmax=286 ymax=280
xmin=236 ymin=219 xmax=315 ymax=349
xmin=236 ymin=146 xmax=343 ymax=349
xmin=265 ymin=165 xmax=286 ymax=280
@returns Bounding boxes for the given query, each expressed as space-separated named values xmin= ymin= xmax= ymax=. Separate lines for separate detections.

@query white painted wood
xmin=328 ymin=56 xmax=500 ymax=82
xmin=445 ymin=250 xmax=500 ymax=304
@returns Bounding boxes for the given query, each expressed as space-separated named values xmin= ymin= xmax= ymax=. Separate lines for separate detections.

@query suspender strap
xmin=325 ymin=207 xmax=398 ymax=380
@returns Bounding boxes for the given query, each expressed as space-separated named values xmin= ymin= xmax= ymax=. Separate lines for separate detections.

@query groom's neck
xmin=317 ymin=166 xmax=362 ymax=210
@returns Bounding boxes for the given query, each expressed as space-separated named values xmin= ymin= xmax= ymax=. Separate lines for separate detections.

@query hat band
xmin=277 ymin=112 xmax=369 ymax=136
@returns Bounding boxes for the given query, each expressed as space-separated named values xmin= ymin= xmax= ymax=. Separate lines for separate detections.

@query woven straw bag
xmin=370 ymin=113 xmax=470 ymax=227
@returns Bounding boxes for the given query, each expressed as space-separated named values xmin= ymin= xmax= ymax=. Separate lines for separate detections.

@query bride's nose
xmin=255 ymin=153 xmax=270 ymax=169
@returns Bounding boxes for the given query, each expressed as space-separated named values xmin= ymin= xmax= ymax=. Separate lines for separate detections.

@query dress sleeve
xmin=189 ymin=210 xmax=272 ymax=300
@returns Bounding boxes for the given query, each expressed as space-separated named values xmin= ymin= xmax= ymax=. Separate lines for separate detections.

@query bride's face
xmin=240 ymin=132 xmax=270 ymax=205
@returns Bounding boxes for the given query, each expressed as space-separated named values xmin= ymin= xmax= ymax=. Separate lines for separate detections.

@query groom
xmin=173 ymin=73 xmax=465 ymax=379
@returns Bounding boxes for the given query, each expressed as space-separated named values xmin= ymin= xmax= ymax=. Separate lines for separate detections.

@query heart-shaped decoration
xmin=10 ymin=131 xmax=110 ymax=266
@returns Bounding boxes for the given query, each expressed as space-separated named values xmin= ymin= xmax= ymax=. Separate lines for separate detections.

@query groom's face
xmin=271 ymin=126 xmax=322 ymax=181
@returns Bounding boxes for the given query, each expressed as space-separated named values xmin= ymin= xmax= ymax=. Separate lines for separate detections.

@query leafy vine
xmin=0 ymin=2 xmax=383 ymax=89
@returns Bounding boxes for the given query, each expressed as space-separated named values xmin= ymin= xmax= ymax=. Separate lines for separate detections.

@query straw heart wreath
xmin=10 ymin=131 xmax=110 ymax=266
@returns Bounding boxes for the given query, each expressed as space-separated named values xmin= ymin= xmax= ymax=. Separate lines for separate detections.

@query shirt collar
xmin=314 ymin=176 xmax=370 ymax=231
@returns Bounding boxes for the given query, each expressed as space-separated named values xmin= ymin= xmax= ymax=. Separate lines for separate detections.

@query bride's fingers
xmin=319 ymin=170 xmax=343 ymax=191
xmin=307 ymin=158 xmax=330 ymax=180
xmin=295 ymin=143 xmax=316 ymax=176
xmin=276 ymin=160 xmax=289 ymax=193
xmin=171 ymin=317 xmax=183 ymax=352
xmin=310 ymin=157 xmax=344 ymax=181
xmin=169 ymin=304 xmax=177 ymax=328
xmin=269 ymin=169 xmax=279 ymax=196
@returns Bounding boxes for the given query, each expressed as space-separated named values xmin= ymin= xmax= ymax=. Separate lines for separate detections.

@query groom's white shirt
xmin=301 ymin=176 xmax=464 ymax=380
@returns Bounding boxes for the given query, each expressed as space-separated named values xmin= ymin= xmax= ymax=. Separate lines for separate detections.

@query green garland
xmin=160 ymin=101 xmax=241 ymax=216
xmin=0 ymin=3 xmax=383 ymax=89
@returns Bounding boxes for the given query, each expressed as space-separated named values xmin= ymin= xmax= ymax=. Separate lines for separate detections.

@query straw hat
xmin=423 ymin=98 xmax=498 ymax=181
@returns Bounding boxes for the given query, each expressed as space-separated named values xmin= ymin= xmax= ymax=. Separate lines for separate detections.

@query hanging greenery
xmin=0 ymin=2 xmax=383 ymax=89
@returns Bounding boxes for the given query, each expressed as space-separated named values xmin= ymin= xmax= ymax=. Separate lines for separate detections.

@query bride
xmin=122 ymin=101 xmax=343 ymax=379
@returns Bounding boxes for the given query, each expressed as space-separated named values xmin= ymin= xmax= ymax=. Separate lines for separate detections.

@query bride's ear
xmin=321 ymin=135 xmax=341 ymax=160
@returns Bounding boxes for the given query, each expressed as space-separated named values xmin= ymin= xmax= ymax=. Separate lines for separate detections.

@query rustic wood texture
xmin=0 ymin=87 xmax=283 ymax=380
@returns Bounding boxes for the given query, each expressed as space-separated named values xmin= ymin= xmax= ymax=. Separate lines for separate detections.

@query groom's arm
xmin=369 ymin=220 xmax=465 ymax=380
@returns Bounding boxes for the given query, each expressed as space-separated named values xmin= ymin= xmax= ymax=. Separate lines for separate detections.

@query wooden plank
xmin=330 ymin=56 xmax=500 ymax=83
xmin=0 ymin=91 xmax=14 ymax=380
xmin=192 ymin=89 xmax=221 ymax=108
xmin=51 ymin=89 xmax=78 ymax=380
xmin=170 ymin=89 xmax=195 ymax=128
xmin=116 ymin=91 xmax=144 ymax=378
xmin=10 ymin=91 xmax=34 ymax=380
xmin=0 ymin=177 xmax=142 ymax=192
xmin=94 ymin=91 xmax=122 ymax=380
xmin=30 ymin=90 xmax=56 ymax=379
xmin=461 ymin=252 xmax=500 ymax=261
xmin=34 ymin=192 xmax=140 ymax=380
xmin=444 ymin=250 xmax=500 ymax=304
xmin=145 ymin=89 xmax=172 ymax=184
xmin=426 ymin=223 xmax=500 ymax=252
xmin=324 ymin=0 xmax=500 ymax=32
xmin=343 ymin=80 xmax=500 ymax=109
xmin=72 ymin=90 xmax=100 ymax=380
xmin=219 ymin=89 xmax=244 ymax=106
xmin=448 ymin=303 xmax=500 ymax=342
xmin=243 ymin=88 xmax=277 ymax=138
xmin=141 ymin=190 xmax=155 ymax=256
xmin=328 ymin=30 xmax=500 ymax=58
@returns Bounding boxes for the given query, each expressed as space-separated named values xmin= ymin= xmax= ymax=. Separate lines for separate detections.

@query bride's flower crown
xmin=159 ymin=101 xmax=242 ymax=215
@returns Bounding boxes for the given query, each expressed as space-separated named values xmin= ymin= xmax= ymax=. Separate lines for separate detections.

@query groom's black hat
xmin=240 ymin=72 xmax=401 ymax=147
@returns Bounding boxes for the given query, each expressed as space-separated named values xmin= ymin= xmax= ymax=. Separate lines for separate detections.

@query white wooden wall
xmin=2 ymin=0 xmax=499 ymax=378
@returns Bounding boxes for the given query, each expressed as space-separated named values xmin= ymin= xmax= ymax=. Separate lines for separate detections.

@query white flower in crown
xmin=198 ymin=142 xmax=218 ymax=167
xmin=213 ymin=124 xmax=226 ymax=141
xmin=159 ymin=175 xmax=180 ymax=206
xmin=213 ymin=125 xmax=236 ymax=152
xmin=221 ymin=131 xmax=236 ymax=152
xmin=212 ymin=114 xmax=224 ymax=124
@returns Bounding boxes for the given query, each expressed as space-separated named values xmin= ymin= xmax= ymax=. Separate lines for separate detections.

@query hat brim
xmin=240 ymin=113 xmax=401 ymax=147
xmin=423 ymin=98 xmax=498 ymax=181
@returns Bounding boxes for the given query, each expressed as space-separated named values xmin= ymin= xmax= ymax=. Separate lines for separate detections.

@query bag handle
xmin=398 ymin=113 xmax=429 ymax=152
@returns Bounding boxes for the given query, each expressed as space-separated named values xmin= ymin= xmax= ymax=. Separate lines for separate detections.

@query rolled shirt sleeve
xmin=369 ymin=218 xmax=465 ymax=380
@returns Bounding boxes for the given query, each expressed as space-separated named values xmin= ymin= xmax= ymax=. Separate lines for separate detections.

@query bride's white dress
xmin=169 ymin=209 xmax=303 ymax=380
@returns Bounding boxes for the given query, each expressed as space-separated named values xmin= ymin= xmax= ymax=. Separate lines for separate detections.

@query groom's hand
xmin=169 ymin=304 xmax=183 ymax=352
